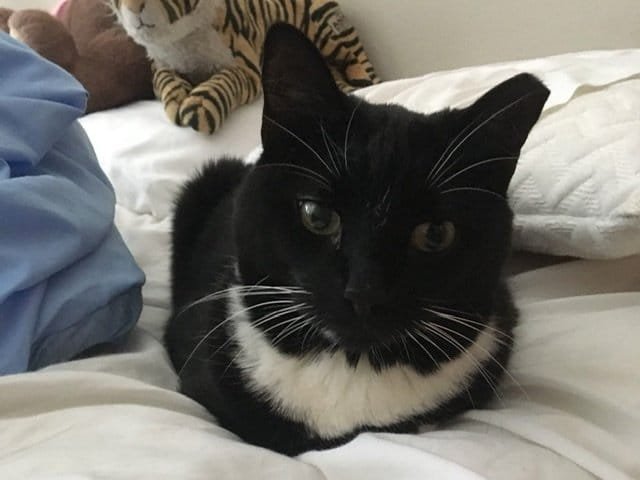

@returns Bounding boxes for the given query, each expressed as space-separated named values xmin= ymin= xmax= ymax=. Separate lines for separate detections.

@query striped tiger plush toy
xmin=111 ymin=0 xmax=380 ymax=134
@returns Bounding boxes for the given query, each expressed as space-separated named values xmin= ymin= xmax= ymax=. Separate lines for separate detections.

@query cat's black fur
xmin=165 ymin=24 xmax=549 ymax=455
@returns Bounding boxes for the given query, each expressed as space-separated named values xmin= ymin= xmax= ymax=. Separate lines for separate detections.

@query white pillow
xmin=81 ymin=49 xmax=640 ymax=260
xmin=510 ymin=80 xmax=640 ymax=258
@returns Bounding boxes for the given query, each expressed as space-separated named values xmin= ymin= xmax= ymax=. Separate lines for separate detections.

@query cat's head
xmin=110 ymin=0 xmax=219 ymax=45
xmin=234 ymin=24 xmax=549 ymax=357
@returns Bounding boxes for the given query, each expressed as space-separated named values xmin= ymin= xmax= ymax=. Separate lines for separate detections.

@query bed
xmin=1 ymin=1 xmax=639 ymax=479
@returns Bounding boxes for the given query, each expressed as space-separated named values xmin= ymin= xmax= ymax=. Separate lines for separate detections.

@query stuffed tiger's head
xmin=111 ymin=0 xmax=220 ymax=45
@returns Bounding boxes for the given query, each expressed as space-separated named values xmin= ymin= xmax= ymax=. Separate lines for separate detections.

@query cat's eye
xmin=410 ymin=221 xmax=456 ymax=252
xmin=299 ymin=200 xmax=341 ymax=236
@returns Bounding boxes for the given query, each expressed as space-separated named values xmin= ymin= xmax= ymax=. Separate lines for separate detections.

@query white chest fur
xmin=228 ymin=289 xmax=500 ymax=439
xmin=147 ymin=26 xmax=233 ymax=84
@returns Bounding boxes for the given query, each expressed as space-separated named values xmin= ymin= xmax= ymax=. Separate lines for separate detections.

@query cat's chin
xmin=320 ymin=323 xmax=398 ymax=354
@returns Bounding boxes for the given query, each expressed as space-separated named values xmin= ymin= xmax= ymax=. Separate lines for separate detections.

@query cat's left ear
xmin=260 ymin=23 xmax=346 ymax=150
xmin=441 ymin=73 xmax=550 ymax=196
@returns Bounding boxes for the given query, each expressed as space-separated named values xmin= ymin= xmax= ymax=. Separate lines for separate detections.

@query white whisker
xmin=427 ymin=91 xmax=535 ymax=186
xmin=176 ymin=283 xmax=307 ymax=319
xmin=370 ymin=346 xmax=383 ymax=367
xmin=255 ymin=162 xmax=332 ymax=190
xmin=261 ymin=316 xmax=303 ymax=337
xmin=411 ymin=327 xmax=477 ymax=408
xmin=422 ymin=323 xmax=504 ymax=406
xmin=435 ymin=156 xmax=518 ymax=189
xmin=264 ymin=115 xmax=337 ymax=179
xmin=271 ymin=315 xmax=314 ymax=347
xmin=320 ymin=124 xmax=342 ymax=177
xmin=252 ymin=303 xmax=313 ymax=330
xmin=343 ymin=98 xmax=364 ymax=176
xmin=398 ymin=335 xmax=413 ymax=363
xmin=439 ymin=187 xmax=505 ymax=200
xmin=301 ymin=321 xmax=319 ymax=351
xmin=220 ymin=350 xmax=243 ymax=380
xmin=178 ymin=298 xmax=295 ymax=377
xmin=423 ymin=308 xmax=514 ymax=345
xmin=405 ymin=331 xmax=441 ymax=369
xmin=434 ymin=323 xmax=527 ymax=400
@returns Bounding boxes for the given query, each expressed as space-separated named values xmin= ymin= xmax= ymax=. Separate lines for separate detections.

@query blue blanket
xmin=0 ymin=33 xmax=144 ymax=375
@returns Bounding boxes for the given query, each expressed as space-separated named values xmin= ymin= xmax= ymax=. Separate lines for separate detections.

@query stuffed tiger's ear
xmin=261 ymin=23 xmax=345 ymax=139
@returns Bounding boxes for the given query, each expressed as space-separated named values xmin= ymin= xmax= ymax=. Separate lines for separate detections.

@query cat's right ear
xmin=440 ymin=73 xmax=550 ymax=196
xmin=260 ymin=23 xmax=347 ymax=150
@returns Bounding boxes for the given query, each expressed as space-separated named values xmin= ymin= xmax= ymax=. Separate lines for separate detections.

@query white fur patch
xmin=228 ymin=289 xmax=500 ymax=439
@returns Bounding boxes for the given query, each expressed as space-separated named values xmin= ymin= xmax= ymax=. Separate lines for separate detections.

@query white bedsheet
xmin=1 ymin=254 xmax=638 ymax=479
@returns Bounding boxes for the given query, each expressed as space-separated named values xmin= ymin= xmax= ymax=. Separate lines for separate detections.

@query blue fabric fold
xmin=0 ymin=32 xmax=145 ymax=375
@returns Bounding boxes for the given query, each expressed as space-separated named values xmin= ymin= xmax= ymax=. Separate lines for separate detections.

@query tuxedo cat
xmin=165 ymin=24 xmax=549 ymax=455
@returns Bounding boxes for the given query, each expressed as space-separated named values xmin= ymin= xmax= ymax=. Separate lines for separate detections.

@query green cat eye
xmin=411 ymin=221 xmax=456 ymax=252
xmin=299 ymin=201 xmax=341 ymax=236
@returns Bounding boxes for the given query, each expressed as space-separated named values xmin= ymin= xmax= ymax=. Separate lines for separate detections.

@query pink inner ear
xmin=51 ymin=0 xmax=71 ymax=19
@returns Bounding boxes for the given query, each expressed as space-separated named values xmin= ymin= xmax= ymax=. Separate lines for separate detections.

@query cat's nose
xmin=344 ymin=259 xmax=386 ymax=317
xmin=344 ymin=288 xmax=379 ymax=317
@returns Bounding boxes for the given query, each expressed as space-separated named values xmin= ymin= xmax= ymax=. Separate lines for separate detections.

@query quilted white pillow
xmin=82 ymin=50 xmax=640 ymax=260
xmin=510 ymin=80 xmax=640 ymax=258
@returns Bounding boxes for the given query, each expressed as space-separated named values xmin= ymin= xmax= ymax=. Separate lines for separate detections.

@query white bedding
xmin=2 ymin=50 xmax=640 ymax=479
xmin=1 ymin=255 xmax=638 ymax=479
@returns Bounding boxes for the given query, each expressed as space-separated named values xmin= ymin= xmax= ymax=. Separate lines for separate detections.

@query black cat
xmin=165 ymin=24 xmax=549 ymax=455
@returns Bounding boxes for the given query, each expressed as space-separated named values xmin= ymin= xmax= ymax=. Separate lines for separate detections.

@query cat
xmin=165 ymin=23 xmax=550 ymax=456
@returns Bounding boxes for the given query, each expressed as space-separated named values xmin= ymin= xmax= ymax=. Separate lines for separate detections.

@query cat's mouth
xmin=318 ymin=304 xmax=405 ymax=352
